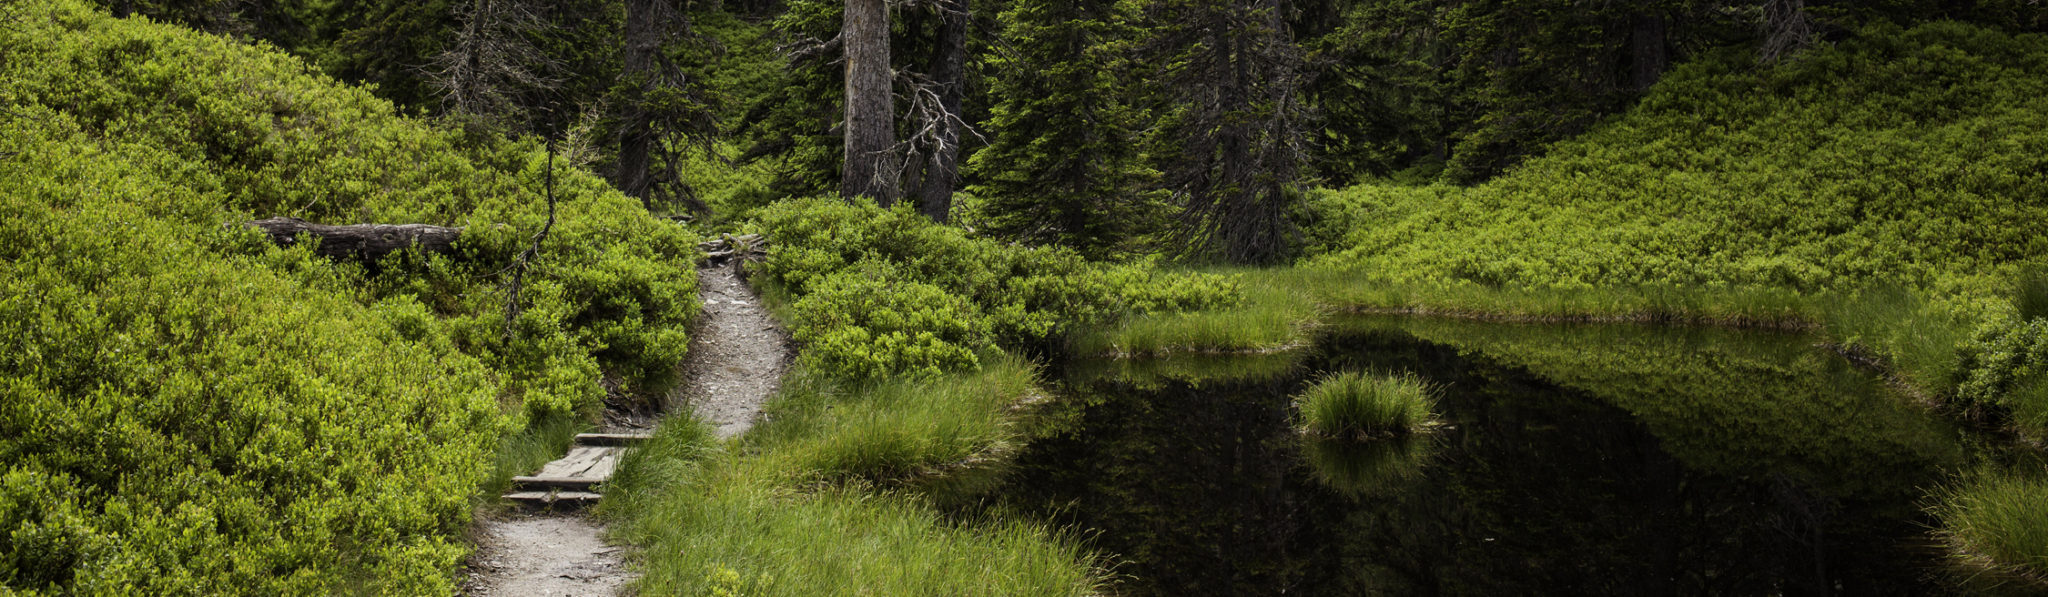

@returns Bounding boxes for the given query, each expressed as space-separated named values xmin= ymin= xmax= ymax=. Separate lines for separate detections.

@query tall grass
xmin=603 ymin=411 xmax=1103 ymax=596
xmin=1296 ymin=371 xmax=1437 ymax=439
xmin=746 ymin=354 xmax=1042 ymax=499
xmin=1934 ymin=471 xmax=2048 ymax=587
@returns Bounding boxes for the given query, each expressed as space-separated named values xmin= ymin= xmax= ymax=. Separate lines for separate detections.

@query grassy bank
xmin=601 ymin=367 xmax=1103 ymax=596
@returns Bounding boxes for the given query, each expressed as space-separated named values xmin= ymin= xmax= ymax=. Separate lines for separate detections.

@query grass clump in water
xmin=1934 ymin=471 xmax=2048 ymax=588
xmin=1296 ymin=371 xmax=1438 ymax=440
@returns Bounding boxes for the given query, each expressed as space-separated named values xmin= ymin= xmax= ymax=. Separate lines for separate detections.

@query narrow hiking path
xmin=462 ymin=260 xmax=793 ymax=596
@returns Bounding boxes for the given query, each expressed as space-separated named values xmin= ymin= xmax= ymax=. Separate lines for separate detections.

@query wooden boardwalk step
xmin=501 ymin=436 xmax=646 ymax=508
xmin=536 ymin=446 xmax=622 ymax=480
xmin=574 ymin=433 xmax=654 ymax=447
xmin=512 ymin=476 xmax=603 ymax=492
xmin=502 ymin=490 xmax=603 ymax=509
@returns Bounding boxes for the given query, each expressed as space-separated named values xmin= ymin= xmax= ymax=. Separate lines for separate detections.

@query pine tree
xmin=969 ymin=0 xmax=1158 ymax=258
xmin=1143 ymin=0 xmax=1308 ymax=265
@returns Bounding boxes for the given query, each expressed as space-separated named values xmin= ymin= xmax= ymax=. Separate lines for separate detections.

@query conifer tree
xmin=1142 ymin=0 xmax=1307 ymax=265
xmin=969 ymin=0 xmax=1158 ymax=258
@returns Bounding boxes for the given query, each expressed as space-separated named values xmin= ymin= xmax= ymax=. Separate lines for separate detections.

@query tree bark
xmin=915 ymin=0 xmax=968 ymax=223
xmin=842 ymin=0 xmax=898 ymax=204
xmin=1628 ymin=11 xmax=1669 ymax=91
xmin=244 ymin=218 xmax=462 ymax=260
xmin=615 ymin=0 xmax=664 ymax=205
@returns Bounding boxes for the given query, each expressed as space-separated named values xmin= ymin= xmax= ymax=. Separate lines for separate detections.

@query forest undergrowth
xmin=0 ymin=2 xmax=697 ymax=593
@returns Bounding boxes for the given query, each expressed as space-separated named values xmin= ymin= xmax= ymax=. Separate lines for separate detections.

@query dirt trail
xmin=672 ymin=261 xmax=792 ymax=439
xmin=462 ymin=261 xmax=791 ymax=595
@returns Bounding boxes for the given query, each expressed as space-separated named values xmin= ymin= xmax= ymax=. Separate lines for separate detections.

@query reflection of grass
xmin=1934 ymin=471 xmax=2048 ymax=589
xmin=1297 ymin=371 xmax=1436 ymax=439
xmin=1302 ymin=434 xmax=1433 ymax=496
xmin=1073 ymin=265 xmax=1999 ymax=438
xmin=1066 ymin=350 xmax=1308 ymax=388
xmin=603 ymin=421 xmax=1101 ymax=596
xmin=1074 ymin=267 xmax=1831 ymax=359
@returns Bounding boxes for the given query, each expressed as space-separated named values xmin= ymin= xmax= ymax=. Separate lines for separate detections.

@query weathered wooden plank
xmin=536 ymin=446 xmax=618 ymax=479
xmin=502 ymin=490 xmax=602 ymax=508
xmin=574 ymin=433 xmax=654 ymax=447
xmin=511 ymin=476 xmax=603 ymax=492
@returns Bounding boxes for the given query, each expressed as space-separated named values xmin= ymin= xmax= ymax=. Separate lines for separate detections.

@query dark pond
xmin=1007 ymin=316 xmax=1990 ymax=596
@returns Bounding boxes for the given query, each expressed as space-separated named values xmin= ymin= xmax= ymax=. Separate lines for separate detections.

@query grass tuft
xmin=1296 ymin=371 xmax=1437 ymax=440
xmin=1934 ymin=471 xmax=2048 ymax=588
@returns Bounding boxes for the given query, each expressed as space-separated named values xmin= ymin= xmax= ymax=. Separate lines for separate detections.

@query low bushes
xmin=0 ymin=2 xmax=695 ymax=592
xmin=749 ymin=196 xmax=1236 ymax=380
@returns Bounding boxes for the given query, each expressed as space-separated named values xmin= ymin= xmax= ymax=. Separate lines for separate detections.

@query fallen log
xmin=245 ymin=217 xmax=462 ymax=260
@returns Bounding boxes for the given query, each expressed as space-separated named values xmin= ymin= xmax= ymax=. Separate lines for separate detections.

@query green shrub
xmin=1296 ymin=371 xmax=1437 ymax=439
xmin=0 ymin=2 xmax=697 ymax=592
xmin=790 ymin=261 xmax=993 ymax=380
xmin=749 ymin=196 xmax=1236 ymax=379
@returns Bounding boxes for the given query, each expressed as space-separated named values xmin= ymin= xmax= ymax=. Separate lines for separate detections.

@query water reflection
xmin=1300 ymin=434 xmax=1433 ymax=497
xmin=1009 ymin=318 xmax=1972 ymax=596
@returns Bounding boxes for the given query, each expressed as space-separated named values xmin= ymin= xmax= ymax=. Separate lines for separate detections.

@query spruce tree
xmin=969 ymin=0 xmax=1158 ymax=259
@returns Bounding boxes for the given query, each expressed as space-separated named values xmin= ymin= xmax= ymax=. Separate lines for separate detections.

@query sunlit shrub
xmin=749 ymin=197 xmax=1237 ymax=379
xmin=0 ymin=2 xmax=697 ymax=592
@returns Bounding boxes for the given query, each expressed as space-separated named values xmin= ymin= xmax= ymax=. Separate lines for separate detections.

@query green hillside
xmin=0 ymin=1 xmax=695 ymax=593
xmin=1309 ymin=21 xmax=2048 ymax=305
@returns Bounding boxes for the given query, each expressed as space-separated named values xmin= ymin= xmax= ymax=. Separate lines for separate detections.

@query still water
xmin=1007 ymin=316 xmax=1983 ymax=596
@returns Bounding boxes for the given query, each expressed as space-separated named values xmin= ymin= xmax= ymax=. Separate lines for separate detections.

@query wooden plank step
xmin=575 ymin=433 xmax=653 ymax=447
xmin=502 ymin=490 xmax=602 ymax=509
xmin=536 ymin=446 xmax=622 ymax=480
xmin=512 ymin=476 xmax=602 ymax=492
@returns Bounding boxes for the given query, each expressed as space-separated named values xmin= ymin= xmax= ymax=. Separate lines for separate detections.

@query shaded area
xmin=1008 ymin=319 xmax=1970 ymax=595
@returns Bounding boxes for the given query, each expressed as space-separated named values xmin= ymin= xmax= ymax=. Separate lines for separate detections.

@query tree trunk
xmin=615 ymin=0 xmax=663 ymax=205
xmin=915 ymin=0 xmax=968 ymax=223
xmin=1628 ymin=11 xmax=1669 ymax=91
xmin=244 ymin=218 xmax=462 ymax=260
xmin=842 ymin=0 xmax=898 ymax=204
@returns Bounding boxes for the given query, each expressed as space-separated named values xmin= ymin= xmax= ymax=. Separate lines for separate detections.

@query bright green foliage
xmin=968 ymin=0 xmax=1162 ymax=258
xmin=790 ymin=262 xmax=994 ymax=380
xmin=1296 ymin=371 xmax=1436 ymax=439
xmin=749 ymin=197 xmax=1238 ymax=380
xmin=0 ymin=2 xmax=695 ymax=592
xmin=1960 ymin=319 xmax=2048 ymax=433
xmin=1312 ymin=22 xmax=2048 ymax=298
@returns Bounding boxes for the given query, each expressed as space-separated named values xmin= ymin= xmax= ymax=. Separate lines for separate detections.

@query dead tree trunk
xmin=245 ymin=218 xmax=462 ymax=260
xmin=842 ymin=0 xmax=898 ymax=204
